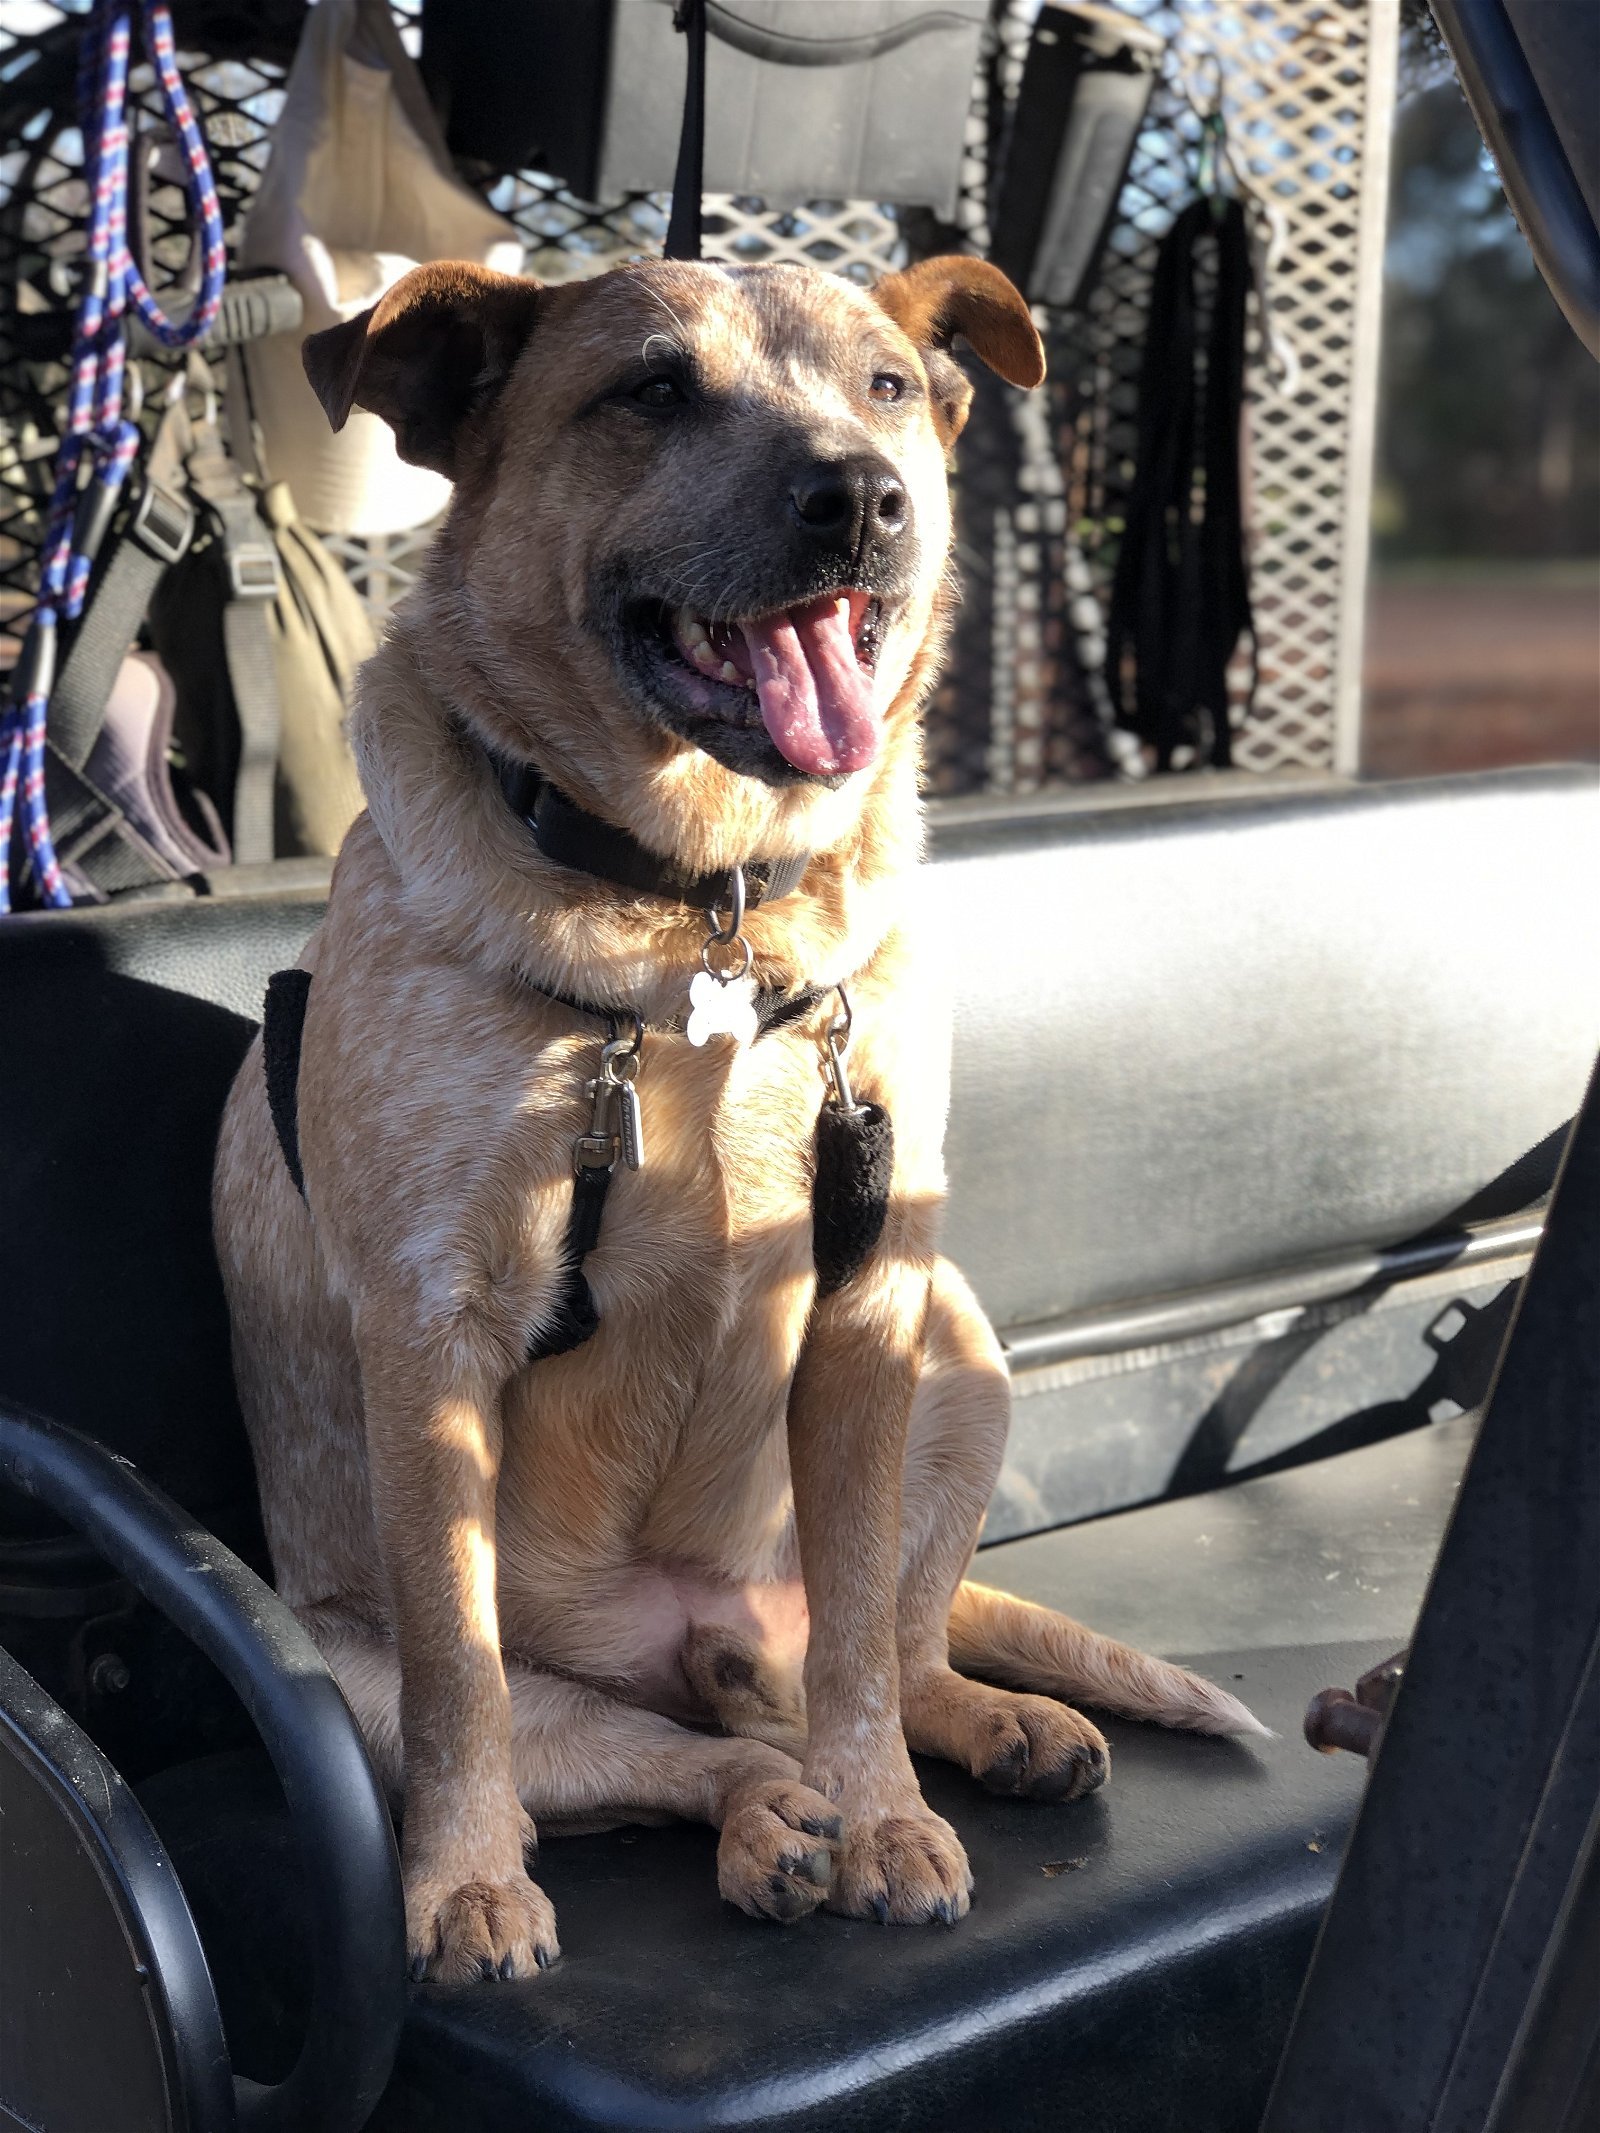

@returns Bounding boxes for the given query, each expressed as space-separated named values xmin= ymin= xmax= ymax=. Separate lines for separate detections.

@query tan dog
xmin=213 ymin=253 xmax=1260 ymax=1984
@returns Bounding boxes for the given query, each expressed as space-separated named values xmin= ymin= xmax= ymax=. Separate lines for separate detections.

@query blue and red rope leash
xmin=0 ymin=1 xmax=225 ymax=912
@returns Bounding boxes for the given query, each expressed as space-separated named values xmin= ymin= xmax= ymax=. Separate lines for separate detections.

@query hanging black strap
xmin=1105 ymin=192 xmax=1255 ymax=770
xmin=664 ymin=0 xmax=708 ymax=263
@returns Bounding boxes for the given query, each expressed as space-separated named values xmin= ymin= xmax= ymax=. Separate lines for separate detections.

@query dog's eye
xmin=869 ymin=373 xmax=906 ymax=404
xmin=631 ymin=374 xmax=687 ymax=409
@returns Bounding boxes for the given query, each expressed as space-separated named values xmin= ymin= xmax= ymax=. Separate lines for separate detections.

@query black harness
xmin=261 ymin=765 xmax=893 ymax=1362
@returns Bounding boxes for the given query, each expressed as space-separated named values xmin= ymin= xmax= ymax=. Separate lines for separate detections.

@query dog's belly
xmin=497 ymin=1540 xmax=809 ymax=1724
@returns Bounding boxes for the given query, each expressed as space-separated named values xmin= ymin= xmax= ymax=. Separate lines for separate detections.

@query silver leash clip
xmin=575 ymin=1020 xmax=645 ymax=1172
xmin=821 ymin=985 xmax=862 ymax=1112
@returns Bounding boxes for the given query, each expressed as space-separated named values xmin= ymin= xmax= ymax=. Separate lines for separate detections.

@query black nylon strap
xmin=263 ymin=968 xmax=314 ymax=1197
xmin=664 ymin=0 xmax=708 ymax=263
xmin=527 ymin=1165 xmax=611 ymax=1361
xmin=495 ymin=755 xmax=811 ymax=909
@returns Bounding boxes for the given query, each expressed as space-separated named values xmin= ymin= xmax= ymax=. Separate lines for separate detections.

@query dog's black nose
xmin=789 ymin=455 xmax=908 ymax=553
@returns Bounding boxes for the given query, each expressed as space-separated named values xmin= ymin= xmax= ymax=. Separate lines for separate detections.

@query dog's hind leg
xmin=894 ymin=1262 xmax=1263 ymax=1802
xmin=305 ymin=1613 xmax=841 ymax=1926
xmin=894 ymin=1261 xmax=1113 ymax=1799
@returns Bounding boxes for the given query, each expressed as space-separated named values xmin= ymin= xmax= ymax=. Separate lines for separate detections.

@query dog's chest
xmin=575 ymin=1023 xmax=822 ymax=1360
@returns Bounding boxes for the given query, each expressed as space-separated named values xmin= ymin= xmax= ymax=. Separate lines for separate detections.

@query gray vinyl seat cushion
xmin=933 ymin=765 xmax=1598 ymax=1331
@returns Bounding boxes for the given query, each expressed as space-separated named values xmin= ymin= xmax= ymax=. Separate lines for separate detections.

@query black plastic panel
xmin=0 ymin=1643 xmax=230 ymax=2133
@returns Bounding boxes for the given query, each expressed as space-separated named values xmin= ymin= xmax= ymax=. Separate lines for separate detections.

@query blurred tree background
xmin=1359 ymin=2 xmax=1597 ymax=777
xmin=1375 ymin=2 xmax=1599 ymax=561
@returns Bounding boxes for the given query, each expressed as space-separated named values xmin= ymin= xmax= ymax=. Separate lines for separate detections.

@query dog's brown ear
xmin=301 ymin=261 xmax=543 ymax=480
xmin=872 ymin=256 xmax=1044 ymax=442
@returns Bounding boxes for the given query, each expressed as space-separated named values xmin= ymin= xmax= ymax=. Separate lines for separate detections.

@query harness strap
xmin=263 ymin=967 xmax=313 ymax=1195
xmin=528 ymin=1165 xmax=610 ymax=1361
xmin=181 ymin=386 xmax=282 ymax=862
xmin=38 ymin=469 xmax=198 ymax=900
xmin=260 ymin=966 xmax=845 ymax=1364
xmin=47 ymin=475 xmax=195 ymax=773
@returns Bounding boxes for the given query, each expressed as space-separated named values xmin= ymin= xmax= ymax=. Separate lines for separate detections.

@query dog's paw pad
xmin=718 ymin=1779 xmax=841 ymax=1923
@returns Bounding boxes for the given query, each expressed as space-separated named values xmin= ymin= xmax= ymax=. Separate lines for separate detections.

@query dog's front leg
xmin=788 ymin=1259 xmax=973 ymax=1924
xmin=358 ymin=1333 xmax=559 ymax=1981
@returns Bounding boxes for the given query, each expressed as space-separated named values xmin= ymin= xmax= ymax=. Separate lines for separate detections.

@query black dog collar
xmin=491 ymin=752 xmax=811 ymax=910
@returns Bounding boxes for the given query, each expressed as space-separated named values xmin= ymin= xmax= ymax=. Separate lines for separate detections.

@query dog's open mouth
xmin=636 ymin=591 xmax=885 ymax=778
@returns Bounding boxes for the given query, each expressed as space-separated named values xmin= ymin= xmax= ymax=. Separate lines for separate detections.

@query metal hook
xmin=704 ymin=862 xmax=747 ymax=945
xmin=822 ymin=985 xmax=860 ymax=1112
xmin=1178 ymin=45 xmax=1225 ymax=125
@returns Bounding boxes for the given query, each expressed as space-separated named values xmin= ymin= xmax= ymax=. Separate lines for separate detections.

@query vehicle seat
xmin=1 ymin=766 xmax=1595 ymax=2131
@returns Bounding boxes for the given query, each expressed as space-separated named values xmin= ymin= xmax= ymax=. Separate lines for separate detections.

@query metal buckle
xmin=128 ymin=478 xmax=195 ymax=568
xmin=226 ymin=543 xmax=281 ymax=600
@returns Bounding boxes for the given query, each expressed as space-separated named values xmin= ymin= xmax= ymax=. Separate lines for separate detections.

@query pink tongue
xmin=740 ymin=597 xmax=881 ymax=777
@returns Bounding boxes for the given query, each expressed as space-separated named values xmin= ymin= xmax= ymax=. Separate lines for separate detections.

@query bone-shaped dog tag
xmin=686 ymin=969 xmax=759 ymax=1048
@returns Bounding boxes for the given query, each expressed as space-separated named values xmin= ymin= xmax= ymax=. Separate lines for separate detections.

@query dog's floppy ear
xmin=872 ymin=256 xmax=1044 ymax=442
xmin=302 ymin=261 xmax=543 ymax=480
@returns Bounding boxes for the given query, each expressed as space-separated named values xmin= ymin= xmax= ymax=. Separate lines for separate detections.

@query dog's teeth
xmin=691 ymin=640 xmax=721 ymax=674
xmin=676 ymin=608 xmax=710 ymax=648
xmin=719 ymin=660 xmax=740 ymax=684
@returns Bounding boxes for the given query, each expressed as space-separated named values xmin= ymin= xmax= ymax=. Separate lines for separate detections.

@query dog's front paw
xmin=717 ymin=1777 xmax=843 ymax=1923
xmin=827 ymin=1802 xmax=973 ymax=1926
xmin=406 ymin=1870 xmax=560 ymax=1983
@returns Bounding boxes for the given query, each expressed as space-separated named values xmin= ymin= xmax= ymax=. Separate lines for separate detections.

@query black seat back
xmin=0 ymin=891 xmax=325 ymax=1555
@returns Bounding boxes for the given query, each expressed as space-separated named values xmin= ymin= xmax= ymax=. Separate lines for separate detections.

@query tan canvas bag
xmin=235 ymin=0 xmax=522 ymax=536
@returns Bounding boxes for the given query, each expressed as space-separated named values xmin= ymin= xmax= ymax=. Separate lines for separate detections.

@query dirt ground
xmin=1361 ymin=568 xmax=1599 ymax=777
